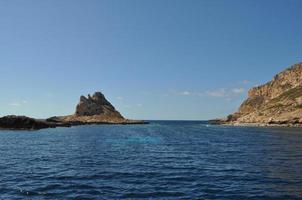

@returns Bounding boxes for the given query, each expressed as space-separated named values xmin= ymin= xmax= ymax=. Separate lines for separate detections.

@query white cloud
xmin=170 ymin=90 xmax=192 ymax=96
xmin=232 ymin=88 xmax=245 ymax=94
xmin=242 ymin=80 xmax=249 ymax=84
xmin=9 ymin=102 xmax=22 ymax=107
xmin=8 ymin=100 xmax=28 ymax=107
xmin=116 ymin=96 xmax=124 ymax=100
xmin=170 ymin=86 xmax=246 ymax=101
xmin=137 ymin=103 xmax=143 ymax=107
xmin=178 ymin=91 xmax=191 ymax=96
xmin=206 ymin=87 xmax=246 ymax=101
xmin=206 ymin=89 xmax=226 ymax=97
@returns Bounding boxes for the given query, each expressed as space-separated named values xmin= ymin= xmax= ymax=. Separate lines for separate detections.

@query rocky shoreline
xmin=0 ymin=115 xmax=148 ymax=131
xmin=0 ymin=116 xmax=70 ymax=130
xmin=209 ymin=119 xmax=302 ymax=128
xmin=0 ymin=92 xmax=148 ymax=130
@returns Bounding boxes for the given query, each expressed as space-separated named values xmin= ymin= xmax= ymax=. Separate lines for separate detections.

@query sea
xmin=0 ymin=121 xmax=302 ymax=200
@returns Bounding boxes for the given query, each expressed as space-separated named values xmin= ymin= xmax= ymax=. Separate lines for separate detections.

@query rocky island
xmin=0 ymin=92 xmax=147 ymax=130
xmin=211 ymin=62 xmax=302 ymax=127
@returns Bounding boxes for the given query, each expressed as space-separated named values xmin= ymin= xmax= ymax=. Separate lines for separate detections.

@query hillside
xmin=220 ymin=62 xmax=302 ymax=126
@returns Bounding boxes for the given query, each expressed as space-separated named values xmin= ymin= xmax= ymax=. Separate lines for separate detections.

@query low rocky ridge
xmin=0 ymin=115 xmax=71 ymax=130
xmin=0 ymin=92 xmax=146 ymax=130
xmin=212 ymin=62 xmax=302 ymax=126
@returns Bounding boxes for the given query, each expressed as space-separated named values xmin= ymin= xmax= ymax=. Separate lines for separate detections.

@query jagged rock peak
xmin=75 ymin=91 xmax=120 ymax=117
xmin=80 ymin=92 xmax=114 ymax=107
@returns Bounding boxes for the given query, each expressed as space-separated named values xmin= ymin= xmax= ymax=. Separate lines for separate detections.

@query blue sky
xmin=0 ymin=0 xmax=302 ymax=120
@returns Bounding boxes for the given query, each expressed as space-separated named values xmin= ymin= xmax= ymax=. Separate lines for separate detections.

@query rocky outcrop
xmin=0 ymin=91 xmax=146 ymax=130
xmin=217 ymin=62 xmax=302 ymax=126
xmin=50 ymin=91 xmax=146 ymax=125
xmin=0 ymin=115 xmax=70 ymax=130
xmin=75 ymin=92 xmax=123 ymax=118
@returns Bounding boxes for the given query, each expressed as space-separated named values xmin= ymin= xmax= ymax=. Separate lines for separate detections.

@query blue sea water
xmin=0 ymin=121 xmax=302 ymax=200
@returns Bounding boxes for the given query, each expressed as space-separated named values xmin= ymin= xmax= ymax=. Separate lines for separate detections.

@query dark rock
xmin=0 ymin=115 xmax=53 ymax=130
xmin=75 ymin=92 xmax=124 ymax=118
xmin=208 ymin=119 xmax=227 ymax=125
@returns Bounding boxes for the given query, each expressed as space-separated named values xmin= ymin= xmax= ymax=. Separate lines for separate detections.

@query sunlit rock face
xmin=226 ymin=62 xmax=302 ymax=125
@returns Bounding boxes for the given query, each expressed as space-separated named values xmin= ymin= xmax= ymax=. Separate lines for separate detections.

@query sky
xmin=0 ymin=0 xmax=302 ymax=120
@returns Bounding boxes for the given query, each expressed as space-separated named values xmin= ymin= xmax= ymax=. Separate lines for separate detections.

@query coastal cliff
xmin=216 ymin=62 xmax=302 ymax=126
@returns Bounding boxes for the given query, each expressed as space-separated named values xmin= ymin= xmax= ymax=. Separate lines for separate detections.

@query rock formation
xmin=0 ymin=115 xmax=70 ymax=130
xmin=217 ymin=62 xmax=302 ymax=126
xmin=0 ymin=91 xmax=146 ymax=130
xmin=75 ymin=92 xmax=123 ymax=118
xmin=48 ymin=91 xmax=145 ymax=124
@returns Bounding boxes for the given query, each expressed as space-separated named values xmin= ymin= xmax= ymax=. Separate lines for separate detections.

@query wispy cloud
xmin=231 ymin=88 xmax=245 ymax=94
xmin=9 ymin=102 xmax=22 ymax=107
xmin=116 ymin=96 xmax=124 ymax=100
xmin=206 ymin=87 xmax=246 ymax=101
xmin=9 ymin=100 xmax=28 ymax=107
xmin=177 ymin=91 xmax=191 ymax=96
xmin=206 ymin=89 xmax=226 ymax=97
xmin=171 ymin=86 xmax=246 ymax=101
xmin=242 ymin=80 xmax=249 ymax=84
xmin=173 ymin=90 xmax=204 ymax=97
xmin=137 ymin=103 xmax=143 ymax=107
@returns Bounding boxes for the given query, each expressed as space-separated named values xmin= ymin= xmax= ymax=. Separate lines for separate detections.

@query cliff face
xmin=227 ymin=62 xmax=302 ymax=125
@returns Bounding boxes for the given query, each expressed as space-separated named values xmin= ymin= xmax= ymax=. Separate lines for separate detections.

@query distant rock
xmin=0 ymin=115 xmax=56 ymax=130
xmin=50 ymin=91 xmax=146 ymax=125
xmin=75 ymin=92 xmax=124 ymax=118
xmin=0 ymin=91 xmax=146 ymax=130
xmin=215 ymin=62 xmax=302 ymax=126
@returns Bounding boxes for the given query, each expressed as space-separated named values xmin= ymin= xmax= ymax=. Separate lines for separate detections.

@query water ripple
xmin=0 ymin=121 xmax=302 ymax=199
